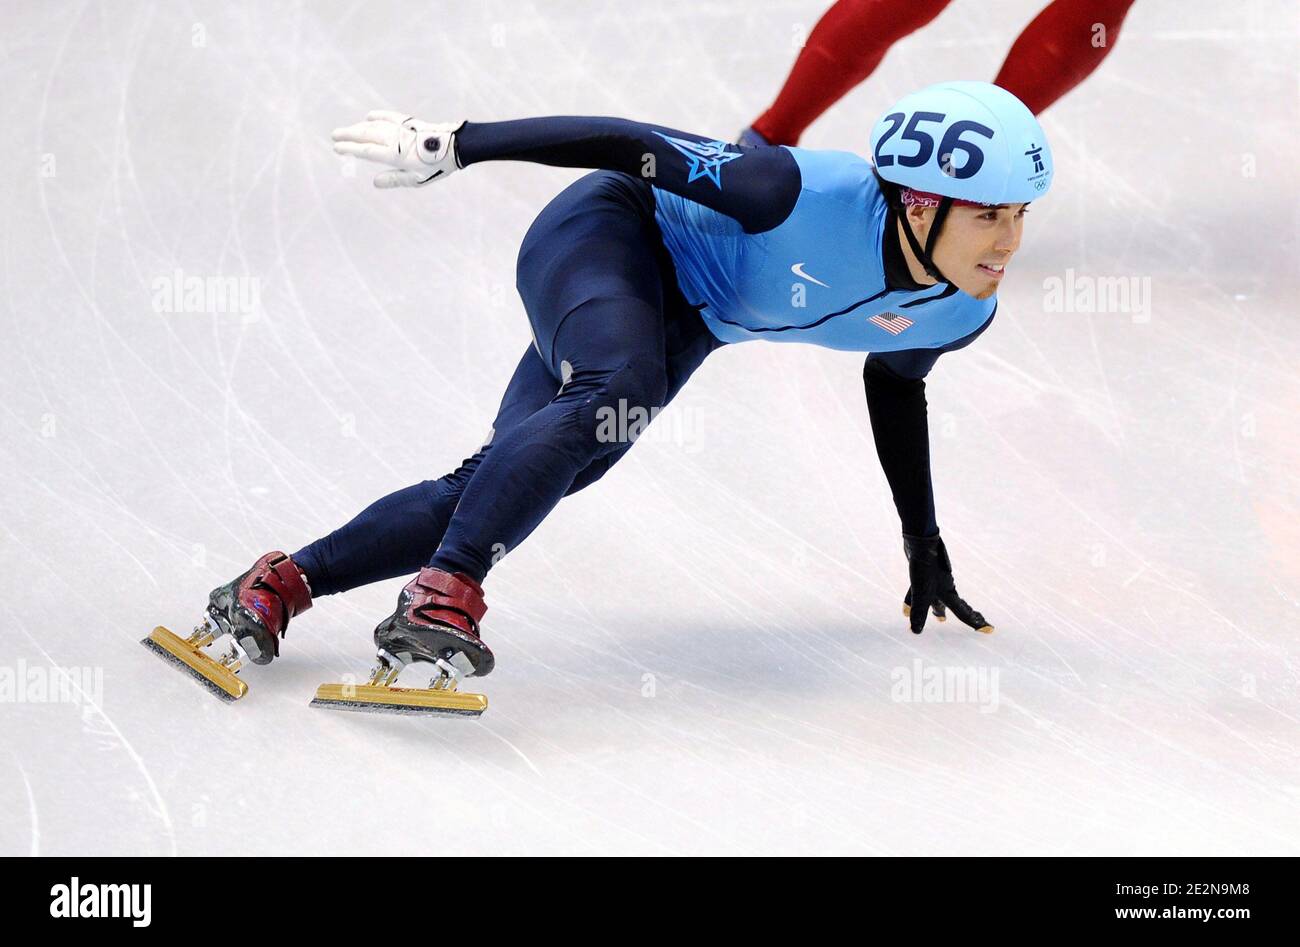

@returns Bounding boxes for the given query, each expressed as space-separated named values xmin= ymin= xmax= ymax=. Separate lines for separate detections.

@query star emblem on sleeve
xmin=653 ymin=132 xmax=744 ymax=189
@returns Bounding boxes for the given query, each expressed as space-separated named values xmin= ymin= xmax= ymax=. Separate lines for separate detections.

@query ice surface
xmin=0 ymin=0 xmax=1297 ymax=855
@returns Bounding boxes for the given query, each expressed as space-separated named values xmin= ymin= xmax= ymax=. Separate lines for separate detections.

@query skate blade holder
xmin=310 ymin=649 xmax=487 ymax=717
xmin=141 ymin=618 xmax=249 ymax=701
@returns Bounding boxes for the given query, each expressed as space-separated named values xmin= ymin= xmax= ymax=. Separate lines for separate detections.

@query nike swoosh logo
xmin=791 ymin=262 xmax=829 ymax=288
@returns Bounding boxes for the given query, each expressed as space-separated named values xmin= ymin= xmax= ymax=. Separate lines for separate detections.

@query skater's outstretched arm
xmin=333 ymin=112 xmax=801 ymax=233
xmin=863 ymin=356 xmax=938 ymax=539
xmin=457 ymin=117 xmax=799 ymax=232
xmin=861 ymin=309 xmax=995 ymax=533
xmin=863 ymin=315 xmax=996 ymax=635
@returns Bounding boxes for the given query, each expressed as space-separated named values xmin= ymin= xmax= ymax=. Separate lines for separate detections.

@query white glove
xmin=331 ymin=110 xmax=465 ymax=189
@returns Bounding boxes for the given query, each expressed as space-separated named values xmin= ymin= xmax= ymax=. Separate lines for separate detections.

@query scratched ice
xmin=0 ymin=1 xmax=1296 ymax=854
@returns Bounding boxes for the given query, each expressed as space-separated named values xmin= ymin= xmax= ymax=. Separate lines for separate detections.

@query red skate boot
xmin=203 ymin=551 xmax=313 ymax=665
xmin=311 ymin=567 xmax=491 ymax=717
xmin=143 ymin=551 xmax=313 ymax=701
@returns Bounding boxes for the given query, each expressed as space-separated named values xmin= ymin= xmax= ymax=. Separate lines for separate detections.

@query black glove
xmin=901 ymin=533 xmax=994 ymax=635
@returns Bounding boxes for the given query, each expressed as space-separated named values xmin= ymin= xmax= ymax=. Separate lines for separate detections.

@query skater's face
xmin=901 ymin=203 xmax=1028 ymax=300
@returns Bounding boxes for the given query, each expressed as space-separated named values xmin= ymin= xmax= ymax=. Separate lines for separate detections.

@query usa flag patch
xmin=868 ymin=313 xmax=914 ymax=336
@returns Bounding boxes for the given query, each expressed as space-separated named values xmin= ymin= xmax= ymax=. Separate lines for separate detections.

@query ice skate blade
xmin=141 ymin=626 xmax=248 ymax=701
xmin=310 ymin=682 xmax=486 ymax=717
xmin=902 ymin=605 xmax=994 ymax=634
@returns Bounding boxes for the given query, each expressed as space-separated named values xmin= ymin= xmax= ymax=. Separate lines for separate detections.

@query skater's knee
xmin=556 ymin=357 xmax=666 ymax=456
xmin=569 ymin=357 xmax=667 ymax=443
xmin=602 ymin=356 xmax=668 ymax=413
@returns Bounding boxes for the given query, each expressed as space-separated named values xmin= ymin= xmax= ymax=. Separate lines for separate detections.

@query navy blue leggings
xmin=294 ymin=172 xmax=721 ymax=595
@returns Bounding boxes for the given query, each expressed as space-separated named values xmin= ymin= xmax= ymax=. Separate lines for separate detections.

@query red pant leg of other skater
xmin=994 ymin=0 xmax=1138 ymax=115
xmin=752 ymin=0 xmax=954 ymax=146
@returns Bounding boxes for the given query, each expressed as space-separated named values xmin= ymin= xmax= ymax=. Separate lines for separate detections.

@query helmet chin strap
xmin=872 ymin=170 xmax=954 ymax=285
xmin=899 ymin=196 xmax=954 ymax=284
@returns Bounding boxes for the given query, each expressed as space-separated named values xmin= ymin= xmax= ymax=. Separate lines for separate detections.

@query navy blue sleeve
xmin=863 ymin=359 xmax=938 ymax=537
xmin=861 ymin=306 xmax=996 ymax=537
xmin=455 ymin=117 xmax=801 ymax=233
